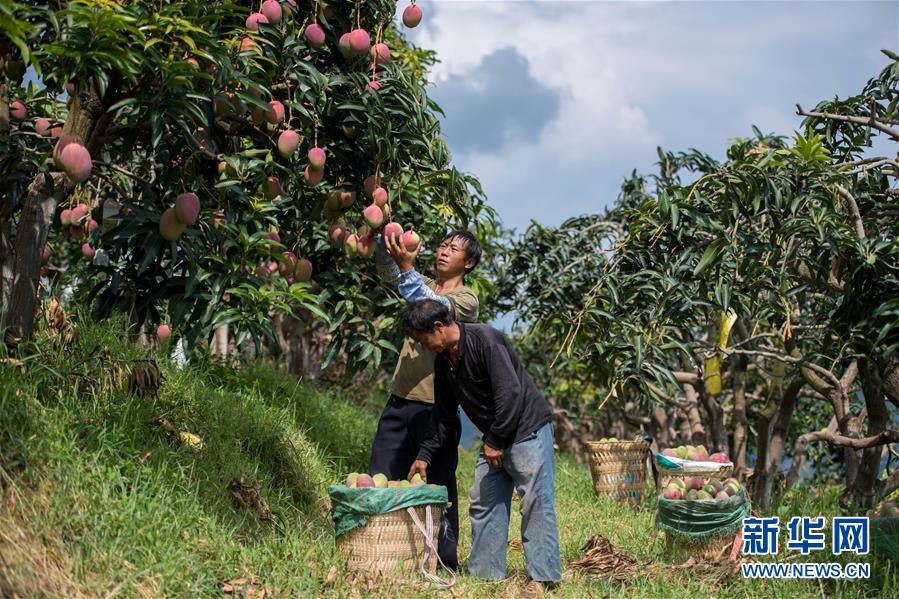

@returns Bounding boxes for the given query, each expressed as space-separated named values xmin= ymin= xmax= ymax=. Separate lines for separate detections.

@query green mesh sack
xmin=655 ymin=490 xmax=752 ymax=545
xmin=329 ymin=484 xmax=448 ymax=537
xmin=871 ymin=517 xmax=899 ymax=563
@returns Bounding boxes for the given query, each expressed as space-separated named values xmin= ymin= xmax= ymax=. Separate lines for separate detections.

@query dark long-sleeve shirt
xmin=416 ymin=322 xmax=553 ymax=463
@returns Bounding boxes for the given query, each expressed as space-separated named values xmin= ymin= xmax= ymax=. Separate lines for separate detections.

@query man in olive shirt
xmin=369 ymin=229 xmax=481 ymax=570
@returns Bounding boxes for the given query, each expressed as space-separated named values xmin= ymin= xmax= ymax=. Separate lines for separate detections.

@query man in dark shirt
xmin=404 ymin=299 xmax=562 ymax=592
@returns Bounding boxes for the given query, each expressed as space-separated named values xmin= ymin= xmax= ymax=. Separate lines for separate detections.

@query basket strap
xmin=643 ymin=434 xmax=659 ymax=490
xmin=405 ymin=506 xmax=456 ymax=589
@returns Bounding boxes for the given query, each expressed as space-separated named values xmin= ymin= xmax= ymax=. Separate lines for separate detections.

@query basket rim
xmin=585 ymin=439 xmax=651 ymax=449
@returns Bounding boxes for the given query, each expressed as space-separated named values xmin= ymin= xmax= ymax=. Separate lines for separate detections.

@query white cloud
xmin=399 ymin=1 xmax=899 ymax=230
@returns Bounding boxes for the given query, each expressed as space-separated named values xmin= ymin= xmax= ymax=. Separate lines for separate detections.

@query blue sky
xmin=399 ymin=0 xmax=899 ymax=232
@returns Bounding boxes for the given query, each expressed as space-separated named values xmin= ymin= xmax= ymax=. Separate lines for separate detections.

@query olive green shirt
xmin=389 ymin=276 xmax=479 ymax=403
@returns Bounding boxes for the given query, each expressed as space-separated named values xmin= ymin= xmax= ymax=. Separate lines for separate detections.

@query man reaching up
xmin=369 ymin=230 xmax=482 ymax=570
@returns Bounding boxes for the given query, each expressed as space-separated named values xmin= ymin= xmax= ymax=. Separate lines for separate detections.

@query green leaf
xmin=693 ymin=239 xmax=727 ymax=276
xmin=137 ymin=238 xmax=163 ymax=275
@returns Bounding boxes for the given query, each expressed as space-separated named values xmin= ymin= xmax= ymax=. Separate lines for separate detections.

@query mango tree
xmin=500 ymin=55 xmax=899 ymax=510
xmin=0 ymin=0 xmax=498 ymax=371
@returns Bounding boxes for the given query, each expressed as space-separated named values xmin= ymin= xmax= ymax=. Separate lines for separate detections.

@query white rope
xmin=406 ymin=506 xmax=457 ymax=589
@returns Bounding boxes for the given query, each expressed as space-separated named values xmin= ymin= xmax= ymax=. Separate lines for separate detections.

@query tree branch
xmin=835 ymin=185 xmax=866 ymax=239
xmin=622 ymin=412 xmax=651 ymax=428
xmin=781 ymin=339 xmax=848 ymax=397
xmin=816 ymin=429 xmax=899 ymax=449
xmin=840 ymin=359 xmax=860 ymax=390
xmin=645 ymin=380 xmax=690 ymax=411
xmin=672 ymin=371 xmax=701 ymax=386
xmin=797 ymin=104 xmax=899 ymax=141
xmin=845 ymin=158 xmax=899 ymax=174
xmin=786 ymin=417 xmax=839 ymax=487
xmin=839 ymin=156 xmax=899 ymax=168
xmin=93 ymin=160 xmax=152 ymax=185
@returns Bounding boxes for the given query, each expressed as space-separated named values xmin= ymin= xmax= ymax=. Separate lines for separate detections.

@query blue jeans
xmin=468 ymin=422 xmax=562 ymax=582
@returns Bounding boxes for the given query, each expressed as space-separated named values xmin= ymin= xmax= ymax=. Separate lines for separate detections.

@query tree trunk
xmin=211 ymin=324 xmax=229 ymax=358
xmin=790 ymin=342 xmax=863 ymax=492
xmin=675 ymin=408 xmax=691 ymax=442
xmin=0 ymin=184 xmax=14 ymax=325
xmin=4 ymin=173 xmax=72 ymax=344
xmin=4 ymin=84 xmax=106 ymax=345
xmin=763 ymin=379 xmax=801 ymax=503
xmin=841 ymin=412 xmax=863 ymax=488
xmin=700 ymin=386 xmax=727 ymax=453
xmin=650 ymin=406 xmax=671 ymax=447
xmin=836 ymin=363 xmax=863 ymax=491
xmin=683 ymin=383 xmax=708 ymax=446
xmin=731 ymin=355 xmax=749 ymax=477
xmin=883 ymin=353 xmax=899 ymax=409
xmin=752 ymin=378 xmax=804 ymax=510
xmin=846 ymin=359 xmax=888 ymax=508
xmin=1 ymin=80 xmax=14 ymax=325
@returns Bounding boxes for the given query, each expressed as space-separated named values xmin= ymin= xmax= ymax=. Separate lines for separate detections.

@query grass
xmin=1 ymin=312 xmax=896 ymax=597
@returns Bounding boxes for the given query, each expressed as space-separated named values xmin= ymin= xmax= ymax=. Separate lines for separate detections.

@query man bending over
xmin=405 ymin=299 xmax=562 ymax=596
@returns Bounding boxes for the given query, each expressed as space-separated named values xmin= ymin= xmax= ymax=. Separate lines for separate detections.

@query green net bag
xmin=329 ymin=484 xmax=448 ymax=537
xmin=655 ymin=489 xmax=752 ymax=545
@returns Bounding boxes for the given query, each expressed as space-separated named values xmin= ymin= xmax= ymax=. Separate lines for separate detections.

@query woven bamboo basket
xmin=336 ymin=504 xmax=444 ymax=575
xmin=585 ymin=440 xmax=650 ymax=502
xmin=664 ymin=530 xmax=738 ymax=561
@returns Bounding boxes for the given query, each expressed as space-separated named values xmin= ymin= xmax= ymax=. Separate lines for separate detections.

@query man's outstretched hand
xmin=408 ymin=459 xmax=429 ymax=482
xmin=384 ymin=229 xmax=420 ymax=273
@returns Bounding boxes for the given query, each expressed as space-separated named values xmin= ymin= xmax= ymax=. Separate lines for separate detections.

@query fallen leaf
xmin=221 ymin=577 xmax=248 ymax=594
xmin=128 ymin=360 xmax=163 ymax=397
xmin=325 ymin=565 xmax=337 ymax=584
xmin=570 ymin=534 xmax=638 ymax=581
xmin=179 ymin=431 xmax=205 ymax=451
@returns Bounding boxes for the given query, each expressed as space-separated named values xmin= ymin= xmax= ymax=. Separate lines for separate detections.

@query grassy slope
xmin=1 ymin=315 xmax=896 ymax=597
xmin=0 ymin=314 xmax=374 ymax=597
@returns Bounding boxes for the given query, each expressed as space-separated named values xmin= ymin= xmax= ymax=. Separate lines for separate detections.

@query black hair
xmin=441 ymin=230 xmax=482 ymax=275
xmin=402 ymin=299 xmax=454 ymax=334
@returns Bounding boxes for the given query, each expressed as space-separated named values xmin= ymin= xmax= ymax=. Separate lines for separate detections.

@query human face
xmin=435 ymin=236 xmax=472 ymax=278
xmin=411 ymin=325 xmax=447 ymax=352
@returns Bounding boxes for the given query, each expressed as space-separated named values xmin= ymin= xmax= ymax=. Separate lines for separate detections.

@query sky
xmin=398 ymin=0 xmax=899 ymax=232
